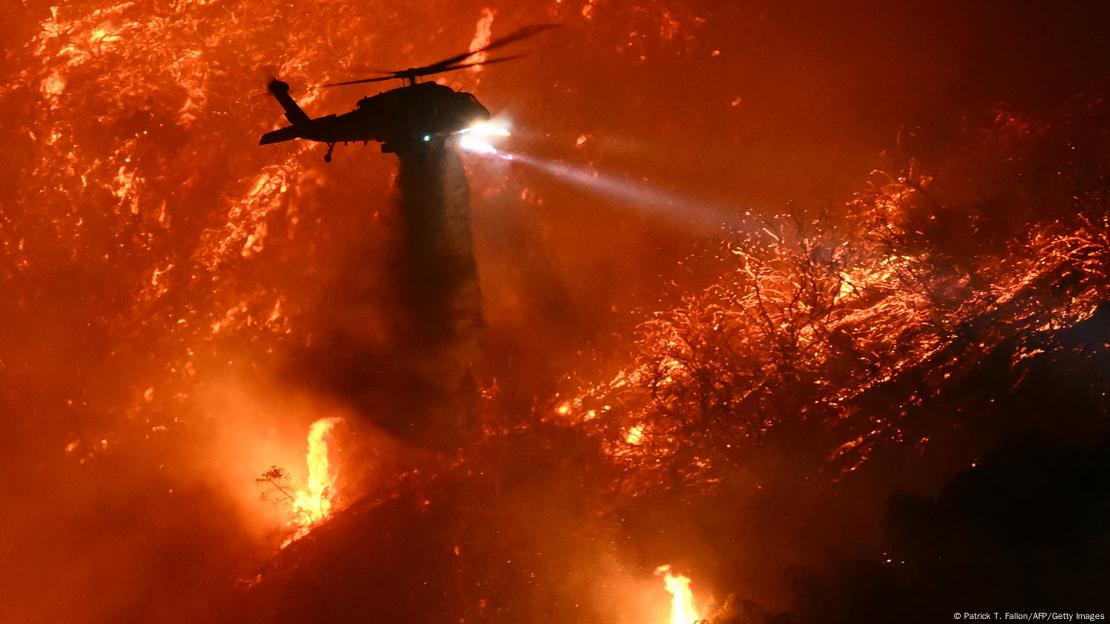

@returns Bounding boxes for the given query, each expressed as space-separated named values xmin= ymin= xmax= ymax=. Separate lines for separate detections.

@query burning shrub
xmin=561 ymin=101 xmax=1110 ymax=492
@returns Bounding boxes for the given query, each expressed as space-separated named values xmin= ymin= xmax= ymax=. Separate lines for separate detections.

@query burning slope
xmin=557 ymin=102 xmax=1110 ymax=494
xmin=223 ymin=99 xmax=1110 ymax=621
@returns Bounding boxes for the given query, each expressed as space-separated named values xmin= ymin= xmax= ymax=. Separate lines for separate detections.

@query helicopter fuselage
xmin=259 ymin=24 xmax=558 ymax=161
xmin=259 ymin=80 xmax=491 ymax=158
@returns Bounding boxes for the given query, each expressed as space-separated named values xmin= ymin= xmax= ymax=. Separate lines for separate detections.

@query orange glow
xmin=287 ymin=417 xmax=342 ymax=545
xmin=655 ymin=565 xmax=702 ymax=624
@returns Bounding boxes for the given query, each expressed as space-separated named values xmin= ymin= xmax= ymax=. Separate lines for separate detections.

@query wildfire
xmin=655 ymin=565 xmax=703 ymax=624
xmin=286 ymin=417 xmax=342 ymax=545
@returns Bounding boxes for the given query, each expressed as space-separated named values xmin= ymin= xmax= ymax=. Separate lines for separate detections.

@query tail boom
xmin=268 ymin=79 xmax=311 ymax=126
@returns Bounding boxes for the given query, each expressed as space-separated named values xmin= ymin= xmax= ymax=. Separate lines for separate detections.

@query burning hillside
xmin=562 ymin=117 xmax=1110 ymax=492
xmin=219 ymin=97 xmax=1110 ymax=622
xmin=3 ymin=1 xmax=1110 ymax=622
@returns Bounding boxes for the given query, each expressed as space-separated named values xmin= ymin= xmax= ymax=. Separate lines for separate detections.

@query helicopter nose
xmin=470 ymin=101 xmax=491 ymax=123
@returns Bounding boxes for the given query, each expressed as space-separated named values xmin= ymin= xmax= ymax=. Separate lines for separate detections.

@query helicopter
xmin=259 ymin=24 xmax=557 ymax=161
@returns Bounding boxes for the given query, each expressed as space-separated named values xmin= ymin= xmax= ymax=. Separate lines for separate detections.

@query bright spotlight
xmin=459 ymin=133 xmax=499 ymax=155
xmin=465 ymin=118 xmax=511 ymax=137
xmin=458 ymin=117 xmax=512 ymax=155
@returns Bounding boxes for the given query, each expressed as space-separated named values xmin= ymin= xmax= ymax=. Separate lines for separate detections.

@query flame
xmin=624 ymin=423 xmax=645 ymax=445
xmin=655 ymin=565 xmax=702 ymax=624
xmin=467 ymin=7 xmax=496 ymax=73
xmin=287 ymin=417 xmax=342 ymax=544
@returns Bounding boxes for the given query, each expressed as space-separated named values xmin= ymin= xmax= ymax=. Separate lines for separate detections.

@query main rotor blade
xmin=350 ymin=69 xmax=397 ymax=76
xmin=419 ymin=23 xmax=559 ymax=72
xmin=324 ymin=74 xmax=400 ymax=87
xmin=431 ymin=54 xmax=526 ymax=73
xmin=324 ymin=54 xmax=527 ymax=87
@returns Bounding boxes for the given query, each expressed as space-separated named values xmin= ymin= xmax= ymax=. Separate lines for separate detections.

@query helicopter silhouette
xmin=259 ymin=24 xmax=557 ymax=161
